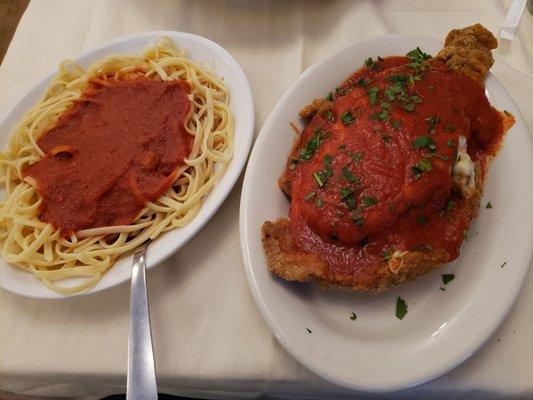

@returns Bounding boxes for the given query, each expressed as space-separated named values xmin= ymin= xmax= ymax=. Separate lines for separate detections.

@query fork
xmin=126 ymin=239 xmax=158 ymax=400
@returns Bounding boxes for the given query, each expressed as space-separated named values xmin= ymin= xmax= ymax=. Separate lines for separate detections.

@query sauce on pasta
xmin=24 ymin=77 xmax=192 ymax=236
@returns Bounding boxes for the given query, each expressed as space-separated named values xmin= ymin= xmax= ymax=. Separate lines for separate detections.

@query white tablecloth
xmin=0 ymin=1 xmax=532 ymax=399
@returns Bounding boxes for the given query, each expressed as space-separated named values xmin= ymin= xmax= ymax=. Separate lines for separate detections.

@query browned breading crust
xmin=263 ymin=25 xmax=514 ymax=292
xmin=437 ymin=23 xmax=498 ymax=84
xmin=299 ymin=98 xmax=326 ymax=120
xmin=263 ymin=162 xmax=485 ymax=292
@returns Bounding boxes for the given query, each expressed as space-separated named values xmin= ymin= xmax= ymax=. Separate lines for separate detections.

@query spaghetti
xmin=0 ymin=39 xmax=234 ymax=294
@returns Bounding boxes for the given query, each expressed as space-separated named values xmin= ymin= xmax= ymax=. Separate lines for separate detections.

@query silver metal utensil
xmin=127 ymin=239 xmax=158 ymax=400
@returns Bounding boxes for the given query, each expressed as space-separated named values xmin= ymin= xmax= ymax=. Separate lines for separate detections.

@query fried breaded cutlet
xmin=262 ymin=24 xmax=515 ymax=292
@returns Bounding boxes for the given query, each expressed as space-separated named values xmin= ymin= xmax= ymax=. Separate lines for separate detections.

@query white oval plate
xmin=0 ymin=31 xmax=254 ymax=299
xmin=240 ymin=34 xmax=533 ymax=392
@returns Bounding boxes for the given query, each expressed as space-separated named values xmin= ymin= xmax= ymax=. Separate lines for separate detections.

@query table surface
xmin=0 ymin=1 xmax=532 ymax=399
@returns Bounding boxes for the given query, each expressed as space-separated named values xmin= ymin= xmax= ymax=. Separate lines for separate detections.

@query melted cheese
xmin=452 ymin=136 xmax=475 ymax=198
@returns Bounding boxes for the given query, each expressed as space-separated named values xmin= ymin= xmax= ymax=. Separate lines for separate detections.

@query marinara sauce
xmin=24 ymin=76 xmax=192 ymax=237
xmin=285 ymin=53 xmax=505 ymax=279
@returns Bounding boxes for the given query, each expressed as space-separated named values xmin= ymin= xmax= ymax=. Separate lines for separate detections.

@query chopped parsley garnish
xmin=315 ymin=198 xmax=324 ymax=207
xmin=412 ymin=136 xmax=435 ymax=150
xmin=350 ymin=312 xmax=357 ymax=321
xmin=306 ymin=328 xmax=312 ymax=334
xmin=325 ymin=92 xmax=333 ymax=101
xmin=445 ymin=123 xmax=456 ymax=132
xmin=314 ymin=156 xmax=334 ymax=188
xmin=446 ymin=139 xmax=458 ymax=148
xmin=411 ymin=158 xmax=432 ymax=179
xmin=351 ymin=211 xmax=364 ymax=226
xmin=341 ymin=111 xmax=356 ymax=125
xmin=382 ymin=134 xmax=391 ymax=143
xmin=342 ymin=167 xmax=360 ymax=184
xmin=336 ymin=87 xmax=347 ymax=96
xmin=442 ymin=274 xmax=455 ymax=285
xmin=365 ymin=57 xmax=377 ymax=70
xmin=368 ymin=87 xmax=379 ymax=105
xmin=313 ymin=172 xmax=324 ymax=187
xmin=417 ymin=215 xmax=428 ymax=225
xmin=402 ymin=102 xmax=416 ymax=112
xmin=396 ymin=297 xmax=408 ymax=320
xmin=406 ymin=47 xmax=432 ymax=69
xmin=370 ymin=109 xmax=389 ymax=121
xmin=357 ymin=78 xmax=370 ymax=87
xmin=300 ymin=128 xmax=328 ymax=161
xmin=383 ymin=249 xmax=394 ymax=261
xmin=425 ymin=115 xmax=440 ymax=134
xmin=362 ymin=196 xmax=377 ymax=207
xmin=347 ymin=150 xmax=364 ymax=163
xmin=385 ymin=87 xmax=396 ymax=100
xmin=486 ymin=201 xmax=493 ymax=209
xmin=500 ymin=261 xmax=507 ymax=268
xmin=340 ymin=187 xmax=355 ymax=198
xmin=391 ymin=120 xmax=401 ymax=129
xmin=324 ymin=109 xmax=334 ymax=122
xmin=304 ymin=191 xmax=316 ymax=201
xmin=463 ymin=230 xmax=468 ymax=241
xmin=446 ymin=200 xmax=456 ymax=211
xmin=289 ymin=158 xmax=298 ymax=170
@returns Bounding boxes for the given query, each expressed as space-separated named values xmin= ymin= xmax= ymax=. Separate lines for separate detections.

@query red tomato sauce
xmin=285 ymin=55 xmax=505 ymax=277
xmin=24 ymin=76 xmax=192 ymax=237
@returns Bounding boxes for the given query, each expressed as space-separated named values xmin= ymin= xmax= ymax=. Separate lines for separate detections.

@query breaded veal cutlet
xmin=262 ymin=24 xmax=515 ymax=292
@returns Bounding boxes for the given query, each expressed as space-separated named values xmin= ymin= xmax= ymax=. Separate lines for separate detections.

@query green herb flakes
xmin=365 ymin=57 xmax=376 ymax=70
xmin=412 ymin=136 xmax=435 ymax=150
xmin=304 ymin=191 xmax=316 ymax=201
xmin=342 ymin=167 xmax=360 ymax=184
xmin=446 ymin=200 xmax=456 ymax=211
xmin=445 ymin=123 xmax=456 ymax=132
xmin=341 ymin=111 xmax=356 ymax=125
xmin=362 ymin=196 xmax=377 ymax=207
xmin=486 ymin=201 xmax=493 ymax=209
xmin=446 ymin=139 xmax=458 ymax=148
xmin=368 ymin=87 xmax=379 ymax=105
xmin=315 ymin=198 xmax=324 ymax=207
xmin=383 ymin=249 xmax=394 ymax=261
xmin=348 ymin=150 xmax=364 ymax=163
xmin=442 ymin=274 xmax=455 ymax=285
xmin=300 ymin=128 xmax=328 ymax=161
xmin=313 ymin=172 xmax=324 ymax=187
xmin=352 ymin=212 xmax=364 ymax=226
xmin=396 ymin=297 xmax=408 ymax=320
xmin=350 ymin=312 xmax=357 ymax=321
xmin=417 ymin=215 xmax=428 ymax=225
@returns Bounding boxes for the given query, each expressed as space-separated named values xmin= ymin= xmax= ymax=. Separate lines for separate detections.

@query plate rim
xmin=239 ymin=32 xmax=533 ymax=392
xmin=0 ymin=30 xmax=255 ymax=299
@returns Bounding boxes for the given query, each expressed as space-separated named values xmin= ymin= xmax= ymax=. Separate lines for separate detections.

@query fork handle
xmin=127 ymin=245 xmax=158 ymax=400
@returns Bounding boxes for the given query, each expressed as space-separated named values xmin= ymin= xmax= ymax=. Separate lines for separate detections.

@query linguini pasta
xmin=0 ymin=39 xmax=234 ymax=294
